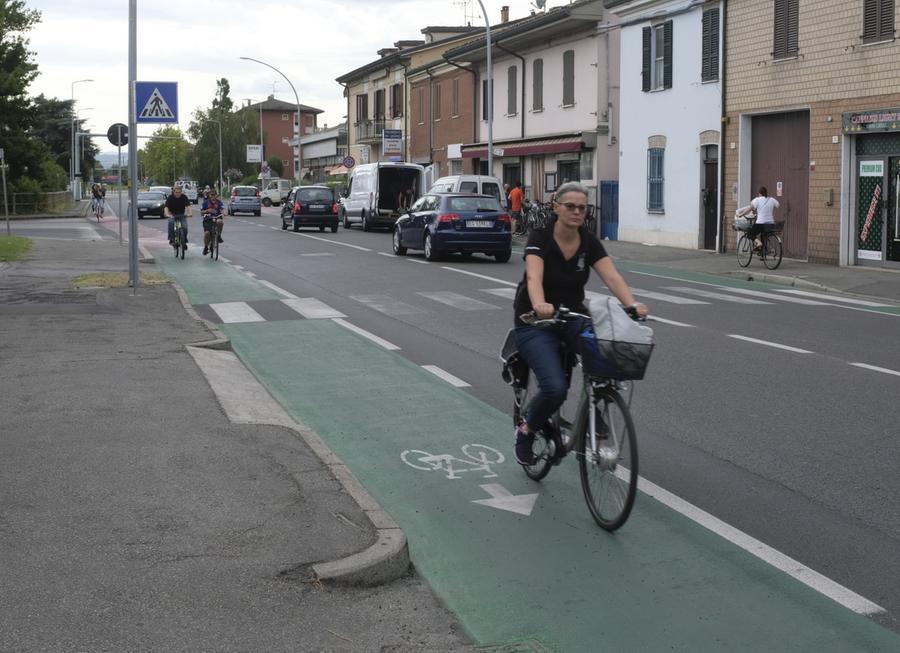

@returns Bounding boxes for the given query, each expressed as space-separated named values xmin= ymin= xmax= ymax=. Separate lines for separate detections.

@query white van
xmin=428 ymin=175 xmax=504 ymax=204
xmin=175 ymin=179 xmax=198 ymax=204
xmin=261 ymin=178 xmax=293 ymax=206
xmin=340 ymin=162 xmax=426 ymax=231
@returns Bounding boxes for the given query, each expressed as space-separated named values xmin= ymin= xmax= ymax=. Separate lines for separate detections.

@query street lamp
xmin=204 ymin=118 xmax=224 ymax=195
xmin=239 ymin=56 xmax=302 ymax=182
xmin=70 ymin=78 xmax=93 ymax=200
xmin=474 ymin=0 xmax=493 ymax=175
xmin=244 ymin=97 xmax=264 ymax=185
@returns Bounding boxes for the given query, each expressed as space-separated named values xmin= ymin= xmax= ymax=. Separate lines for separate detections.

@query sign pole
xmin=1 ymin=149 xmax=9 ymax=236
xmin=117 ymin=133 xmax=123 ymax=246
xmin=128 ymin=0 xmax=139 ymax=291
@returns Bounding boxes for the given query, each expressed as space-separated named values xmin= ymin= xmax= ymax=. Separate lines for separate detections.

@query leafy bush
xmin=11 ymin=176 xmax=42 ymax=194
xmin=39 ymin=160 xmax=68 ymax=191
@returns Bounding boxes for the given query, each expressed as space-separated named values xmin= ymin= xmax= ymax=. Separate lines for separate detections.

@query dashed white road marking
xmin=630 ymin=287 xmax=709 ymax=305
xmin=257 ymin=280 xmax=298 ymax=299
xmin=209 ymin=302 xmax=266 ymax=324
xmin=300 ymin=252 xmax=336 ymax=257
xmin=350 ymin=294 xmax=423 ymax=315
xmin=649 ymin=316 xmax=694 ymax=327
xmin=282 ymin=298 xmax=346 ymax=319
xmin=665 ymin=286 xmax=772 ymax=304
xmin=378 ymin=252 xmax=394 ymax=257
xmin=417 ymin=291 xmax=500 ymax=311
xmin=719 ymin=286 xmax=829 ymax=305
xmin=850 ymin=362 xmax=900 ymax=377
xmin=727 ymin=334 xmax=813 ymax=354
xmin=775 ymin=289 xmax=890 ymax=307
xmin=298 ymin=232 xmax=372 ymax=252
xmin=481 ymin=287 xmax=516 ymax=299
xmin=421 ymin=365 xmax=470 ymax=387
xmin=332 ymin=318 xmax=400 ymax=350
xmin=442 ymin=266 xmax=517 ymax=286
xmin=406 ymin=258 xmax=430 ymax=265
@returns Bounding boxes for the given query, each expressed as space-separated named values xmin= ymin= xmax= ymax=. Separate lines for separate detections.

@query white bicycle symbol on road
xmin=400 ymin=444 xmax=505 ymax=480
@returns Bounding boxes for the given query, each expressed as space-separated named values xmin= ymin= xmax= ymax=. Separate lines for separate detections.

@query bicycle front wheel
xmin=763 ymin=233 xmax=782 ymax=270
xmin=579 ymin=388 xmax=638 ymax=531
xmin=736 ymin=234 xmax=753 ymax=267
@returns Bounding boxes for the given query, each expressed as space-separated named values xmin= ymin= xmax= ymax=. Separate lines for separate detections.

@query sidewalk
xmin=0 ymin=234 xmax=473 ymax=652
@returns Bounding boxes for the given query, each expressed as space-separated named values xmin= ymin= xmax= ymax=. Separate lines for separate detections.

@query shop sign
xmin=843 ymin=108 xmax=900 ymax=134
xmin=860 ymin=160 xmax=884 ymax=177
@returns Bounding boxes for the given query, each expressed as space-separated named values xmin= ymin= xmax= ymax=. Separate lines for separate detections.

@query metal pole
xmin=239 ymin=57 xmax=302 ymax=182
xmin=218 ymin=120 xmax=224 ymax=195
xmin=475 ymin=0 xmax=493 ymax=175
xmin=127 ymin=0 xmax=139 ymax=291
xmin=117 ymin=134 xmax=123 ymax=245
xmin=259 ymin=102 xmax=264 ymax=183
xmin=2 ymin=151 xmax=9 ymax=236
xmin=70 ymin=79 xmax=93 ymax=201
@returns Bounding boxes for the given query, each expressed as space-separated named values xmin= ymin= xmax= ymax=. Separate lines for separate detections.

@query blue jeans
xmin=514 ymin=318 xmax=588 ymax=432
xmin=168 ymin=215 xmax=188 ymax=242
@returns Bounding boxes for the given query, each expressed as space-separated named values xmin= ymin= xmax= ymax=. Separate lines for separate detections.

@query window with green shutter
xmin=773 ymin=0 xmax=799 ymax=59
xmin=701 ymin=8 xmax=720 ymax=82
xmin=863 ymin=0 xmax=895 ymax=43
xmin=507 ymin=65 xmax=517 ymax=115
xmin=641 ymin=21 xmax=673 ymax=91
xmin=533 ymin=58 xmax=543 ymax=110
xmin=562 ymin=50 xmax=575 ymax=105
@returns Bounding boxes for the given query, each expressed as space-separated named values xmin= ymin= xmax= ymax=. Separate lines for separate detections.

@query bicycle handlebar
xmin=519 ymin=304 xmax=645 ymax=326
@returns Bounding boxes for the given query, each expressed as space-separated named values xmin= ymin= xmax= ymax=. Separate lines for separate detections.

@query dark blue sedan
xmin=392 ymin=193 xmax=512 ymax=262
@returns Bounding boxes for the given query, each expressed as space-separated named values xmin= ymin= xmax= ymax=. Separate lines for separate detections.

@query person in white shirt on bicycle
xmin=737 ymin=186 xmax=779 ymax=250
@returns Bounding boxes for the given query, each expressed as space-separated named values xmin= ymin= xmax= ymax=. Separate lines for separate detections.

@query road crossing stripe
xmin=442 ymin=266 xmax=517 ymax=286
xmin=257 ymin=280 xmax=298 ymax=299
xmin=717 ymin=286 xmax=829 ymax=305
xmin=850 ymin=362 xmax=900 ymax=377
xmin=649 ymin=315 xmax=694 ymax=327
xmin=774 ymin=289 xmax=890 ymax=307
xmin=664 ymin=286 xmax=772 ymax=304
xmin=421 ymin=365 xmax=471 ymax=387
xmin=332 ymin=318 xmax=400 ymax=350
xmin=350 ymin=294 xmax=423 ymax=315
xmin=481 ymin=287 xmax=516 ymax=299
xmin=727 ymin=334 xmax=813 ymax=354
xmin=417 ymin=291 xmax=501 ymax=311
xmin=629 ymin=287 xmax=709 ymax=304
xmin=297 ymin=232 xmax=372 ymax=252
xmin=282 ymin=298 xmax=346 ymax=319
xmin=209 ymin=302 xmax=266 ymax=324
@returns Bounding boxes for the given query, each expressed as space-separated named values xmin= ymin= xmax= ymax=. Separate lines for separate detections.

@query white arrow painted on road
xmin=472 ymin=483 xmax=538 ymax=516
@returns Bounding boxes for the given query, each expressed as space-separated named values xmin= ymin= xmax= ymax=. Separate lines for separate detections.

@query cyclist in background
xmin=737 ymin=186 xmax=779 ymax=250
xmin=165 ymin=185 xmax=193 ymax=246
xmin=511 ymin=181 xmax=648 ymax=465
xmin=90 ymin=183 xmax=104 ymax=217
xmin=201 ymin=189 xmax=225 ymax=255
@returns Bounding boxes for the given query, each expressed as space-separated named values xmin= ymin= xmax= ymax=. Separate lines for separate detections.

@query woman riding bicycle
xmin=512 ymin=181 xmax=648 ymax=465
xmin=201 ymin=189 xmax=225 ymax=255
xmin=736 ymin=186 xmax=779 ymax=250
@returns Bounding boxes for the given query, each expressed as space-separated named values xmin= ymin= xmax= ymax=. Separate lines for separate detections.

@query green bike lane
xmin=159 ymin=255 xmax=899 ymax=652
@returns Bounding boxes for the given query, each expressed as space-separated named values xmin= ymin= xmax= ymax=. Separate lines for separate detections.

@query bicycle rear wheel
xmin=513 ymin=373 xmax=555 ymax=481
xmin=763 ymin=232 xmax=782 ymax=269
xmin=579 ymin=388 xmax=638 ymax=531
xmin=736 ymin=234 xmax=753 ymax=267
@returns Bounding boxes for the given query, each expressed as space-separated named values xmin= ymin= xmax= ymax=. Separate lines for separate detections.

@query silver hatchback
xmin=228 ymin=185 xmax=261 ymax=216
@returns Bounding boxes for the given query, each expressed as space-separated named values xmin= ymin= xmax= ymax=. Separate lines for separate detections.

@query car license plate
xmin=467 ymin=220 xmax=493 ymax=228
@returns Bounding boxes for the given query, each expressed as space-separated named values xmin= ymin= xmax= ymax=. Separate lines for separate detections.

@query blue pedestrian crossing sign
xmin=135 ymin=81 xmax=178 ymax=123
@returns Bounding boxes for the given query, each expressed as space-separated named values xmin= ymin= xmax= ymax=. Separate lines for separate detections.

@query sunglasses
xmin=558 ymin=202 xmax=587 ymax=213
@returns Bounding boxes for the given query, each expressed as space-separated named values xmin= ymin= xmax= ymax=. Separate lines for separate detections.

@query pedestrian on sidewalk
xmin=509 ymin=181 xmax=524 ymax=234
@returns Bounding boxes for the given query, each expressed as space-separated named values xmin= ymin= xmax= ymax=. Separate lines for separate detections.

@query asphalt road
xmin=134 ymin=198 xmax=900 ymax=640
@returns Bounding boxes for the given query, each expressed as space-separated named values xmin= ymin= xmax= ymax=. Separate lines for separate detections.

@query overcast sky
xmin=25 ymin=0 xmax=547 ymax=153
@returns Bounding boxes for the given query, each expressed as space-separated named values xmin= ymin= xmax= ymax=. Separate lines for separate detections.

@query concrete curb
xmin=157 ymin=250 xmax=410 ymax=586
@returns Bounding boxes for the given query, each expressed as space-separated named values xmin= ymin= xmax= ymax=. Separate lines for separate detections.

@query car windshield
xmin=446 ymin=196 xmax=501 ymax=212
xmin=138 ymin=193 xmax=165 ymax=201
xmin=233 ymin=187 xmax=257 ymax=197
xmin=297 ymin=188 xmax=333 ymax=202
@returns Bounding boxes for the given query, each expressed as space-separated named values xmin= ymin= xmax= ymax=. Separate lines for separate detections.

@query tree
xmin=266 ymin=156 xmax=284 ymax=179
xmin=142 ymin=126 xmax=190 ymax=184
xmin=30 ymin=94 xmax=97 ymax=176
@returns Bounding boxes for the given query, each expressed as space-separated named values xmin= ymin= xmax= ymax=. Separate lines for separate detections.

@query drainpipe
xmin=496 ymin=43 xmax=526 ymax=140
xmin=339 ymin=80 xmax=350 ymax=162
xmin=400 ymin=61 xmax=410 ymax=162
xmin=443 ymin=56 xmax=478 ymax=171
xmin=717 ymin=0 xmax=728 ymax=253
xmin=426 ymin=68 xmax=435 ymax=165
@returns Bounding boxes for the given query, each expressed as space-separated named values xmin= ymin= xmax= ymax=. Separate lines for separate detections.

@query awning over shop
xmin=461 ymin=135 xmax=588 ymax=159
xmin=328 ymin=165 xmax=350 ymax=176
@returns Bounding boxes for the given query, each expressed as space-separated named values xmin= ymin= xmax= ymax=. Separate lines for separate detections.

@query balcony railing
xmin=355 ymin=118 xmax=385 ymax=143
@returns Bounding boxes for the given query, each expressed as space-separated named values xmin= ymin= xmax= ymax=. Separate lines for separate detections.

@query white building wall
xmin=617 ymin=5 xmax=721 ymax=248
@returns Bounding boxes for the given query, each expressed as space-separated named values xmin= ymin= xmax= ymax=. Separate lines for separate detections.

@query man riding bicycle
xmin=165 ymin=185 xmax=193 ymax=247
xmin=511 ymin=181 xmax=648 ymax=465
xmin=201 ymin=189 xmax=225 ymax=255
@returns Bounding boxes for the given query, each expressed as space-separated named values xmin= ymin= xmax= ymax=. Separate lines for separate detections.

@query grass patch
xmin=72 ymin=271 xmax=171 ymax=289
xmin=0 ymin=235 xmax=33 ymax=262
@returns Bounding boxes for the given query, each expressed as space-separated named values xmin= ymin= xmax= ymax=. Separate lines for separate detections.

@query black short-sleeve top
xmin=513 ymin=223 xmax=607 ymax=325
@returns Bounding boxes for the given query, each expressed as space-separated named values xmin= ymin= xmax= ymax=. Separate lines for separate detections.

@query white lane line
xmin=481 ymin=287 xmax=517 ymax=299
xmin=378 ymin=252 xmax=394 ymax=257
xmin=300 ymin=252 xmax=336 ymax=257
xmin=585 ymin=290 xmax=612 ymax=301
xmin=649 ymin=315 xmax=694 ymax=327
xmin=638 ymin=475 xmax=885 ymax=615
xmin=850 ymin=362 xmax=900 ymax=377
xmin=727 ymin=334 xmax=813 ymax=354
xmin=629 ymin=287 xmax=709 ymax=305
xmin=298 ymin=232 xmax=372 ymax=252
xmin=332 ymin=318 xmax=400 ymax=350
xmin=421 ymin=365 xmax=471 ymax=387
xmin=257 ymin=280 xmax=298 ymax=299
xmin=219 ymin=256 xmax=231 ymax=263
xmin=664 ymin=286 xmax=772 ymax=304
xmin=417 ymin=291 xmax=501 ymax=311
xmin=282 ymin=298 xmax=346 ymax=319
xmin=775 ymin=289 xmax=890 ymax=307
xmin=269 ymin=226 xmax=280 ymax=230
xmin=406 ymin=258 xmax=430 ymax=265
xmin=442 ymin=266 xmax=517 ymax=286
xmin=209 ymin=302 xmax=266 ymax=324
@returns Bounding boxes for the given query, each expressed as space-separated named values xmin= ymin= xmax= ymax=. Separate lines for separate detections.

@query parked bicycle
xmin=517 ymin=199 xmax=553 ymax=236
xmin=172 ymin=215 xmax=188 ymax=260
xmin=500 ymin=303 xmax=653 ymax=531
xmin=734 ymin=212 xmax=783 ymax=270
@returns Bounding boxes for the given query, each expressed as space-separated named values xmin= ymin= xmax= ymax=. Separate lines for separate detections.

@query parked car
xmin=392 ymin=193 xmax=512 ymax=262
xmin=148 ymin=185 xmax=171 ymax=198
xmin=261 ymin=178 xmax=293 ymax=206
xmin=228 ymin=185 xmax=261 ymax=216
xmin=341 ymin=162 xmax=425 ymax=231
xmin=281 ymin=185 xmax=338 ymax=232
xmin=428 ymin=175 xmax=504 ymax=204
xmin=133 ymin=191 xmax=167 ymax=219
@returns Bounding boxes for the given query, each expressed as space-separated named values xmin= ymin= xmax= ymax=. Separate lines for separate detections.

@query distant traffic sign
xmin=135 ymin=82 xmax=178 ymax=123
xmin=342 ymin=155 xmax=355 ymax=169
xmin=107 ymin=123 xmax=128 ymax=147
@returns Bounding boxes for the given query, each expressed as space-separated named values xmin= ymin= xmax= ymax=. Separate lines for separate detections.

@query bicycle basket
xmin=582 ymin=297 xmax=655 ymax=380
xmin=733 ymin=216 xmax=753 ymax=231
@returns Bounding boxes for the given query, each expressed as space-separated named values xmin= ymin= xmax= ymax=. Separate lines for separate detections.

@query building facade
xmin=300 ymin=124 xmax=349 ymax=183
xmin=606 ymin=0 xmax=723 ymax=249
xmin=244 ymin=95 xmax=322 ymax=180
xmin=725 ymin=0 xmax=900 ymax=267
